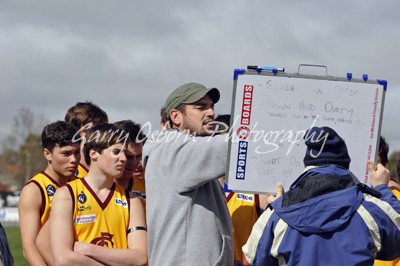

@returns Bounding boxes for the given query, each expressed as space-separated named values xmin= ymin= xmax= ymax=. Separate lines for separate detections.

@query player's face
xmin=45 ymin=144 xmax=81 ymax=179
xmin=97 ymin=143 xmax=127 ymax=179
xmin=122 ymin=142 xmax=144 ymax=180
xmin=180 ymin=95 xmax=215 ymax=136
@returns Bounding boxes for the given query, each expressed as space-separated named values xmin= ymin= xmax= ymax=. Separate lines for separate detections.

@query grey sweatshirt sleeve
xmin=144 ymin=131 xmax=228 ymax=193
xmin=169 ymin=134 xmax=228 ymax=192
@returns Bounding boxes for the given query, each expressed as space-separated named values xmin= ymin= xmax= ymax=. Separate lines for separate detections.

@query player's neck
xmin=85 ymin=167 xmax=115 ymax=191
xmin=84 ymin=174 xmax=115 ymax=202
xmin=44 ymin=165 xmax=71 ymax=186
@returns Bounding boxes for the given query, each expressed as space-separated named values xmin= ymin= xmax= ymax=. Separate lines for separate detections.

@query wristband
xmin=127 ymin=226 xmax=147 ymax=234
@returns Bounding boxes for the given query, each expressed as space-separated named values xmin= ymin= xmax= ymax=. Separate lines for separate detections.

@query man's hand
xmin=265 ymin=183 xmax=284 ymax=204
xmin=368 ymin=160 xmax=390 ymax=188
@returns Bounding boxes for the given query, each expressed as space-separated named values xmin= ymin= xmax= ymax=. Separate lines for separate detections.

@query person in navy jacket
xmin=243 ymin=126 xmax=400 ymax=266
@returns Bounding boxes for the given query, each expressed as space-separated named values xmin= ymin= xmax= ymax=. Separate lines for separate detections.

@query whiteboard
xmin=226 ymin=69 xmax=386 ymax=194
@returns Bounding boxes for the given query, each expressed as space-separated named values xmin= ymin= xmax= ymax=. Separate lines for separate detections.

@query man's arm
xmin=242 ymin=207 xmax=278 ymax=266
xmin=258 ymin=183 xmax=284 ymax=212
xmin=369 ymin=161 xmax=390 ymax=188
xmin=366 ymin=161 xmax=400 ymax=260
xmin=143 ymin=132 xmax=228 ymax=192
xmin=18 ymin=183 xmax=47 ymax=266
xmin=50 ymin=186 xmax=102 ymax=266
xmin=368 ymin=161 xmax=400 ymax=212
xmin=242 ymin=183 xmax=283 ymax=266
xmin=172 ymin=135 xmax=228 ymax=192
xmin=73 ymin=196 xmax=148 ymax=266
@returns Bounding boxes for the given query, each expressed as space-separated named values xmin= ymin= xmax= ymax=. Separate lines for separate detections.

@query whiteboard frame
xmin=226 ymin=69 xmax=387 ymax=194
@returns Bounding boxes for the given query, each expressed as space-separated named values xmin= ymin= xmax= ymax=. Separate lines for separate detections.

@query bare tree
xmin=0 ymin=107 xmax=48 ymax=189
xmin=19 ymin=133 xmax=46 ymax=186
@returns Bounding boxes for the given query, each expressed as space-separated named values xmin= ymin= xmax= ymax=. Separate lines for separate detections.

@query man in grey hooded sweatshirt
xmin=143 ymin=82 xmax=233 ymax=266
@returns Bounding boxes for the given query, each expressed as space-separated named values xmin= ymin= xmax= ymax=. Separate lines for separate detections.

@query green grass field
xmin=4 ymin=224 xmax=28 ymax=266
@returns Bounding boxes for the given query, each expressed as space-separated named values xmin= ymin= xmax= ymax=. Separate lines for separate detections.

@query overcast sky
xmin=0 ymin=1 xmax=399 ymax=154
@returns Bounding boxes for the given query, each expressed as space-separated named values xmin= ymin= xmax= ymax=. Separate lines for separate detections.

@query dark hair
xmin=214 ymin=114 xmax=231 ymax=134
xmin=160 ymin=106 xmax=168 ymax=125
xmin=378 ymin=136 xmax=389 ymax=166
xmin=396 ymin=159 xmax=400 ymax=179
xmin=65 ymin=101 xmax=108 ymax=130
xmin=113 ymin=120 xmax=147 ymax=143
xmin=169 ymin=104 xmax=186 ymax=128
xmin=41 ymin=121 xmax=80 ymax=151
xmin=215 ymin=114 xmax=231 ymax=128
xmin=83 ymin=123 xmax=128 ymax=165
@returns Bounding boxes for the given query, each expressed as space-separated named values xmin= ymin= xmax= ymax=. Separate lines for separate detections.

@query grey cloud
xmin=0 ymin=0 xmax=399 ymax=153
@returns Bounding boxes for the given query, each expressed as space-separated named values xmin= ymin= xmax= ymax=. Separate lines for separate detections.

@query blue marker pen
xmin=262 ymin=66 xmax=285 ymax=72
xmin=247 ymin=65 xmax=285 ymax=72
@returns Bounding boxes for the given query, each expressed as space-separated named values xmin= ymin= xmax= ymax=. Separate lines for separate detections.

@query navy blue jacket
xmin=243 ymin=165 xmax=400 ymax=266
xmin=0 ymin=223 xmax=13 ymax=266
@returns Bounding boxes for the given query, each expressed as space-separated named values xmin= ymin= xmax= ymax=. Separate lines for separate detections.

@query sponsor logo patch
xmin=75 ymin=214 xmax=96 ymax=224
xmin=236 ymin=193 xmax=254 ymax=202
xmin=115 ymin=198 xmax=128 ymax=207
xmin=78 ymin=205 xmax=91 ymax=211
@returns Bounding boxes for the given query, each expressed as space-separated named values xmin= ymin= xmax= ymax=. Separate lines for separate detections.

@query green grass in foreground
xmin=3 ymin=224 xmax=28 ymax=266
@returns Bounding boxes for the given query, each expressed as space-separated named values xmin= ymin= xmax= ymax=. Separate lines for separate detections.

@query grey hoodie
xmin=143 ymin=130 xmax=233 ymax=266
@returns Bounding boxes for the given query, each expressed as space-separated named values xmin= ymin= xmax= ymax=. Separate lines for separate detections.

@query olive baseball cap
xmin=165 ymin=82 xmax=220 ymax=118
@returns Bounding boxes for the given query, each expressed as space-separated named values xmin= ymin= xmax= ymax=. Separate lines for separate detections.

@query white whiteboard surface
xmin=227 ymin=70 xmax=386 ymax=194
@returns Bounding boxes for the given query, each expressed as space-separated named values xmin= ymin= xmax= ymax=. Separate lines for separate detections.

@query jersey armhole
xmin=29 ymin=180 xmax=46 ymax=219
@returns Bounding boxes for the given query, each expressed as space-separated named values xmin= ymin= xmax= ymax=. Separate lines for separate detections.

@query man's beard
xmin=182 ymin=119 xmax=214 ymax=137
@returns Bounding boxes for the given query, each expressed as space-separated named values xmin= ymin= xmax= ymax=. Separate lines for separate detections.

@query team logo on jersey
xmin=91 ymin=232 xmax=114 ymax=247
xmin=46 ymin=185 xmax=56 ymax=196
xmin=75 ymin=214 xmax=96 ymax=224
xmin=77 ymin=192 xmax=87 ymax=203
xmin=115 ymin=198 xmax=128 ymax=207
xmin=236 ymin=193 xmax=254 ymax=202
